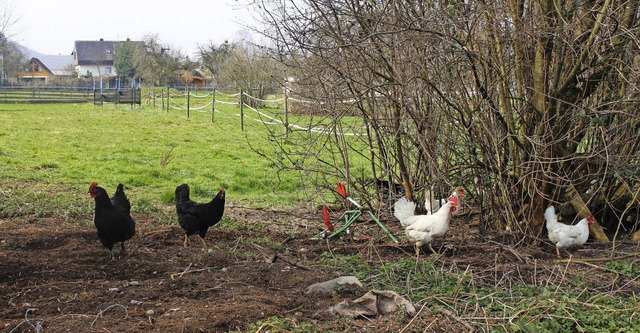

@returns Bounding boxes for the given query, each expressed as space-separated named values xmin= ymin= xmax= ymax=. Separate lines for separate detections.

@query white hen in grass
xmin=394 ymin=195 xmax=459 ymax=256
xmin=544 ymin=205 xmax=594 ymax=258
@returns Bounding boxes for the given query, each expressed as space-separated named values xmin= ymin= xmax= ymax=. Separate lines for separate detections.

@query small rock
xmin=306 ymin=276 xmax=363 ymax=294
xmin=129 ymin=281 xmax=141 ymax=286
xmin=108 ymin=288 xmax=119 ymax=292
xmin=130 ymin=300 xmax=141 ymax=305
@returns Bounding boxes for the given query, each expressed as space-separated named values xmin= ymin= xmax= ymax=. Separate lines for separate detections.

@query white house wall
xmin=76 ymin=64 xmax=117 ymax=78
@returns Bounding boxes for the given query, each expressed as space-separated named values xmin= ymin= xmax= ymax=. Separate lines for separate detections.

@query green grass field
xmin=0 ymin=101 xmax=314 ymax=217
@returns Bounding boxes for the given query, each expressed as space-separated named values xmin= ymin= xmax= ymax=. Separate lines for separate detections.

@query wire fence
xmin=146 ymin=87 xmax=366 ymax=137
xmin=0 ymin=84 xmax=365 ymax=137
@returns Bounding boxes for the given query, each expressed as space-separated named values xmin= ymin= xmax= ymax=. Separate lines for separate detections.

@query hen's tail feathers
xmin=394 ymin=198 xmax=416 ymax=222
xmin=544 ymin=206 xmax=558 ymax=230
xmin=115 ymin=183 xmax=124 ymax=196
xmin=112 ymin=184 xmax=131 ymax=214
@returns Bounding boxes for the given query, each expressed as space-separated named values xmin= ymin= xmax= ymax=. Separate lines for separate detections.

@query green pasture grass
xmin=0 ymin=101 xmax=346 ymax=217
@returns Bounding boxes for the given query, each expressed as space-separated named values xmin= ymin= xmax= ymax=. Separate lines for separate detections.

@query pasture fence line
xmin=0 ymin=85 xmax=93 ymax=103
xmin=146 ymin=86 xmax=366 ymax=137
xmin=0 ymin=85 xmax=142 ymax=105
xmin=93 ymin=88 xmax=141 ymax=107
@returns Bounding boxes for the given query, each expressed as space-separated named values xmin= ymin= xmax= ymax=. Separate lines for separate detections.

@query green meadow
xmin=0 ymin=101 xmax=309 ymax=217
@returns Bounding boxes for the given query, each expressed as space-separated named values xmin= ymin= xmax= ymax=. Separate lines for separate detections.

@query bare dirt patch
xmin=1 ymin=206 xmax=639 ymax=332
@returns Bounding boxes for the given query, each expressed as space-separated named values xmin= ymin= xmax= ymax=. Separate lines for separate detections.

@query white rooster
xmin=425 ymin=188 xmax=465 ymax=216
xmin=544 ymin=205 xmax=594 ymax=258
xmin=394 ymin=195 xmax=459 ymax=256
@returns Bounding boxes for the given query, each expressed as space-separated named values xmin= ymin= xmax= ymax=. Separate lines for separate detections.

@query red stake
xmin=322 ymin=205 xmax=335 ymax=231
xmin=337 ymin=182 xmax=347 ymax=198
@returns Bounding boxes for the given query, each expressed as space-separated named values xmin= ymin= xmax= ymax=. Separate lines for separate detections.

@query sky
xmin=12 ymin=0 xmax=257 ymax=58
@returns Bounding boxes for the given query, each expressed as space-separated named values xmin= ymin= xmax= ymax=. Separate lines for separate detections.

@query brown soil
xmin=1 ymin=206 xmax=639 ymax=332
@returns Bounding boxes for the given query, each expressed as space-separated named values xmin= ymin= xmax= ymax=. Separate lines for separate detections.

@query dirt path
xmin=2 ymin=207 xmax=639 ymax=332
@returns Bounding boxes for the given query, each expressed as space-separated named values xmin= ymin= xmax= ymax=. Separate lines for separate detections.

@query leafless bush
xmin=248 ymin=0 xmax=640 ymax=242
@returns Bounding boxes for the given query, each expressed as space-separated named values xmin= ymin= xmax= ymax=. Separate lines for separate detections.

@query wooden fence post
xmin=240 ymin=88 xmax=244 ymax=131
xmin=284 ymin=91 xmax=289 ymax=139
xmin=186 ymin=85 xmax=190 ymax=119
xmin=211 ymin=87 xmax=215 ymax=123
xmin=166 ymin=86 xmax=170 ymax=113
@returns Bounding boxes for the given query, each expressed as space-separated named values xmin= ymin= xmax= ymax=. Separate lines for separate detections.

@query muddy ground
xmin=1 ymin=205 xmax=639 ymax=332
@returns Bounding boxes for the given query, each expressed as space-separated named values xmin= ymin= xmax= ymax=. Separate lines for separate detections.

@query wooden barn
xmin=19 ymin=55 xmax=74 ymax=83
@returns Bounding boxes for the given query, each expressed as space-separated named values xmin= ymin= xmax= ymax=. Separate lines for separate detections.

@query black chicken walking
xmin=88 ymin=182 xmax=136 ymax=260
xmin=175 ymin=184 xmax=225 ymax=247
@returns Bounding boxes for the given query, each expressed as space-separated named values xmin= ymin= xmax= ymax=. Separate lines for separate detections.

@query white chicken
xmin=394 ymin=195 xmax=459 ymax=256
xmin=544 ymin=205 xmax=594 ymax=258
xmin=425 ymin=188 xmax=465 ymax=216
xmin=394 ymin=197 xmax=421 ymax=228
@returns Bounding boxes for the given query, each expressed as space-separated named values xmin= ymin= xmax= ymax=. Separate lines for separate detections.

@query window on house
xmin=104 ymin=67 xmax=112 ymax=74
xmin=33 ymin=63 xmax=41 ymax=72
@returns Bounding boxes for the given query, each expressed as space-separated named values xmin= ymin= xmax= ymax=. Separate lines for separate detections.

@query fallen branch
xmin=562 ymin=253 xmax=640 ymax=262
xmin=91 ymin=304 xmax=128 ymax=327
xmin=566 ymin=183 xmax=608 ymax=242
xmin=170 ymin=263 xmax=211 ymax=280
xmin=435 ymin=305 xmax=474 ymax=333
xmin=252 ymin=243 xmax=311 ymax=271
xmin=399 ymin=303 xmax=428 ymax=333
xmin=487 ymin=240 xmax=525 ymax=262
xmin=555 ymin=258 xmax=626 ymax=275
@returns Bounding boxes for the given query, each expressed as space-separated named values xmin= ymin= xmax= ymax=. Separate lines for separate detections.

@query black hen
xmin=175 ymin=184 xmax=225 ymax=247
xmin=111 ymin=183 xmax=131 ymax=215
xmin=88 ymin=182 xmax=136 ymax=260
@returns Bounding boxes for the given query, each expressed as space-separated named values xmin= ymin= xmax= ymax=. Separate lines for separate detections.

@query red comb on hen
xmin=88 ymin=182 xmax=99 ymax=198
xmin=587 ymin=215 xmax=595 ymax=224
xmin=322 ymin=205 xmax=335 ymax=232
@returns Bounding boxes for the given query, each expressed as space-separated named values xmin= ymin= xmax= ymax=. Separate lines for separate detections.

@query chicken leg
xmin=183 ymin=234 xmax=190 ymax=247
xmin=199 ymin=236 xmax=207 ymax=248
xmin=428 ymin=244 xmax=438 ymax=255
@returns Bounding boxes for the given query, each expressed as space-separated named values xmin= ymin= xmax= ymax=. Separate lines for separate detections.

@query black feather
xmin=111 ymin=183 xmax=131 ymax=215
xmin=175 ymin=184 xmax=225 ymax=242
xmin=90 ymin=183 xmax=136 ymax=258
